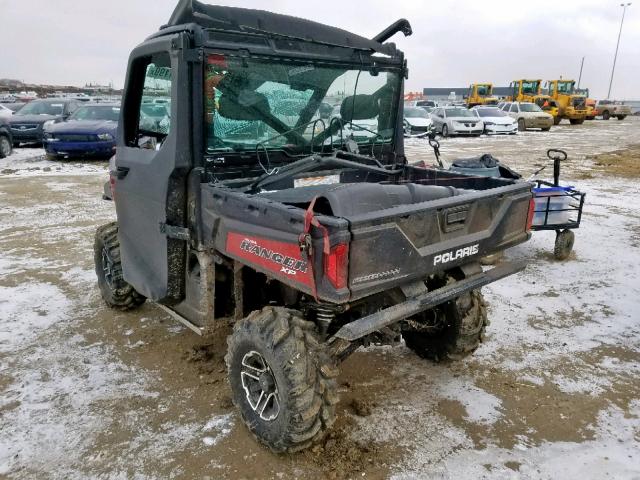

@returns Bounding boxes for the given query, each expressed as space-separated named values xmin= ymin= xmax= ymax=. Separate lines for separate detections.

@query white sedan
xmin=403 ymin=107 xmax=433 ymax=137
xmin=472 ymin=106 xmax=518 ymax=135
xmin=431 ymin=106 xmax=483 ymax=137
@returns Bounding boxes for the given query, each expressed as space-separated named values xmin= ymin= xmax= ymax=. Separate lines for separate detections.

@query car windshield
xmin=204 ymin=54 xmax=401 ymax=153
xmin=15 ymin=100 xmax=65 ymax=116
xmin=475 ymin=108 xmax=507 ymax=117
xmin=519 ymin=103 xmax=543 ymax=112
xmin=69 ymin=105 xmax=120 ymax=121
xmin=445 ymin=108 xmax=475 ymax=118
xmin=404 ymin=107 xmax=429 ymax=118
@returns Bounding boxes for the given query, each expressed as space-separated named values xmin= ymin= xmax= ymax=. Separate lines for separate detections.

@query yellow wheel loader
xmin=545 ymin=80 xmax=588 ymax=125
xmin=465 ymin=83 xmax=499 ymax=107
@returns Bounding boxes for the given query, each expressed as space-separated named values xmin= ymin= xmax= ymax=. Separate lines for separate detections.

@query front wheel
xmin=602 ymin=111 xmax=611 ymax=120
xmin=94 ymin=222 xmax=146 ymax=310
xmin=518 ymin=118 xmax=526 ymax=131
xmin=0 ymin=135 xmax=12 ymax=158
xmin=541 ymin=126 xmax=551 ymax=132
xmin=403 ymin=287 xmax=488 ymax=362
xmin=553 ymin=116 xmax=562 ymax=125
xmin=616 ymin=115 xmax=626 ymax=121
xmin=226 ymin=307 xmax=339 ymax=453
xmin=569 ymin=118 xmax=584 ymax=125
xmin=554 ymin=229 xmax=575 ymax=261
xmin=442 ymin=124 xmax=449 ymax=137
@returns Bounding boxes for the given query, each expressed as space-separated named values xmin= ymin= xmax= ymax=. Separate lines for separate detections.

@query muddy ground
xmin=1 ymin=117 xmax=639 ymax=479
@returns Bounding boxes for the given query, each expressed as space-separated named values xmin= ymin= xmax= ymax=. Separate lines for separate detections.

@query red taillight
xmin=526 ymin=198 xmax=535 ymax=232
xmin=325 ymin=243 xmax=349 ymax=289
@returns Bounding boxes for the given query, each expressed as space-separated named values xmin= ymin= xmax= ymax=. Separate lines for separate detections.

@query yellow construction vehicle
xmin=465 ymin=83 xmax=499 ymax=107
xmin=576 ymin=88 xmax=596 ymax=120
xmin=507 ymin=79 xmax=560 ymax=122
xmin=545 ymin=79 xmax=588 ymax=125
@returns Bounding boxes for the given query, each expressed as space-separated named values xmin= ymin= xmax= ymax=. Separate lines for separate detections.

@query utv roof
xmin=161 ymin=0 xmax=410 ymax=55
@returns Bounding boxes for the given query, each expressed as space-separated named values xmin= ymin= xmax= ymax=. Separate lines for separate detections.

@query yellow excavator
xmin=465 ymin=83 xmax=499 ymax=107
xmin=507 ymin=79 xmax=560 ymax=123
xmin=545 ymin=79 xmax=588 ymax=124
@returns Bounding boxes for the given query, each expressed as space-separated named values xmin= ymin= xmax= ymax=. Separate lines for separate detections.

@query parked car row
xmin=404 ymin=99 xmax=561 ymax=138
xmin=0 ymin=98 xmax=121 ymax=160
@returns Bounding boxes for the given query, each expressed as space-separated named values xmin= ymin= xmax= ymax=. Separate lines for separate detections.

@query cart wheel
xmin=554 ymin=229 xmax=575 ymax=261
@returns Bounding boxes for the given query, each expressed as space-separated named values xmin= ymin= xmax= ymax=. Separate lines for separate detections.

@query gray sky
xmin=1 ymin=0 xmax=638 ymax=99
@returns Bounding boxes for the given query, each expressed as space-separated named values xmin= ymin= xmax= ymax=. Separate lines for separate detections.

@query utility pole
xmin=607 ymin=3 xmax=631 ymax=99
xmin=577 ymin=56 xmax=585 ymax=88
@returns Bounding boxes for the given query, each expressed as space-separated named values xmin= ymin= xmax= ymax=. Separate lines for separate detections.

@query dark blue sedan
xmin=44 ymin=103 xmax=119 ymax=159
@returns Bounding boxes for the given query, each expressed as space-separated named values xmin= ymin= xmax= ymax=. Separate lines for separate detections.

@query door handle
xmin=115 ymin=166 xmax=129 ymax=179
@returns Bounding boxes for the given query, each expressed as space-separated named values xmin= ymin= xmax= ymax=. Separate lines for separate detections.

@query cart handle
xmin=547 ymin=149 xmax=567 ymax=161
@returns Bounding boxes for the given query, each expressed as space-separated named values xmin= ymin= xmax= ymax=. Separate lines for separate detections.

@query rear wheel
xmin=0 ymin=135 xmax=12 ymax=158
xmin=442 ymin=124 xmax=449 ymax=137
xmin=541 ymin=127 xmax=551 ymax=131
xmin=616 ymin=115 xmax=626 ymax=121
xmin=602 ymin=110 xmax=611 ymax=120
xmin=517 ymin=118 xmax=526 ymax=131
xmin=554 ymin=229 xmax=575 ymax=261
xmin=402 ymin=280 xmax=488 ymax=362
xmin=94 ymin=222 xmax=146 ymax=310
xmin=226 ymin=307 xmax=339 ymax=453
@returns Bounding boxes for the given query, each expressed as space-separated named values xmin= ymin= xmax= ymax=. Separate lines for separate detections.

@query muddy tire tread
xmin=94 ymin=222 xmax=146 ymax=311
xmin=225 ymin=307 xmax=338 ymax=453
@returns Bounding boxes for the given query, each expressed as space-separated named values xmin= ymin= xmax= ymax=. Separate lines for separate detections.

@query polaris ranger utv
xmin=95 ymin=0 xmax=534 ymax=452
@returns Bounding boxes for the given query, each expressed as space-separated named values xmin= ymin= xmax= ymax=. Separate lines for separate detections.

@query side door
xmin=114 ymin=35 xmax=192 ymax=304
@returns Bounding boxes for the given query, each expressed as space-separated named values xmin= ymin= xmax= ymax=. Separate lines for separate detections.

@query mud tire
xmin=94 ymin=222 xmax=146 ymax=310
xmin=554 ymin=229 xmax=575 ymax=261
xmin=403 ymin=286 xmax=488 ymax=362
xmin=616 ymin=115 xmax=626 ymax=121
xmin=602 ymin=110 xmax=611 ymax=120
xmin=225 ymin=307 xmax=339 ymax=453
xmin=0 ymin=135 xmax=12 ymax=158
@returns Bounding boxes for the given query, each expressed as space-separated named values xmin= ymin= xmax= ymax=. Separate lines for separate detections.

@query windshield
xmin=521 ymin=81 xmax=539 ymax=94
xmin=404 ymin=107 xmax=429 ymax=118
xmin=475 ymin=108 xmax=507 ymax=117
xmin=15 ymin=100 xmax=64 ymax=116
xmin=557 ymin=81 xmax=574 ymax=94
xmin=445 ymin=108 xmax=475 ymax=118
xmin=519 ymin=103 xmax=543 ymax=112
xmin=476 ymin=85 xmax=491 ymax=96
xmin=70 ymin=105 xmax=120 ymax=121
xmin=204 ymin=54 xmax=401 ymax=153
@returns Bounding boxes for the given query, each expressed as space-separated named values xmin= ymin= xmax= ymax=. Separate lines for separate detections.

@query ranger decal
xmin=226 ymin=232 xmax=313 ymax=287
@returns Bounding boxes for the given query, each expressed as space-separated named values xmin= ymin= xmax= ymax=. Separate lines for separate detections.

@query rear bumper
xmin=333 ymin=260 xmax=527 ymax=341
xmin=44 ymin=140 xmax=116 ymax=158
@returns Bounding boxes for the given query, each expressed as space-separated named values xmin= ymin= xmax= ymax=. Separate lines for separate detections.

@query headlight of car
xmin=43 ymin=120 xmax=56 ymax=129
xmin=97 ymin=133 xmax=114 ymax=141
xmin=43 ymin=132 xmax=58 ymax=142
xmin=484 ymin=121 xmax=494 ymax=126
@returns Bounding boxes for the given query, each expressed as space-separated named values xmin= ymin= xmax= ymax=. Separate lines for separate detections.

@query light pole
xmin=607 ymin=2 xmax=631 ymax=99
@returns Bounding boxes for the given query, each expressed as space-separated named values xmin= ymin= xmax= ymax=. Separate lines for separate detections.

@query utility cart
xmin=529 ymin=149 xmax=586 ymax=260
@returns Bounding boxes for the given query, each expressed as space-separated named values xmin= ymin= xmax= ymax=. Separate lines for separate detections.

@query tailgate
xmin=345 ymin=183 xmax=532 ymax=300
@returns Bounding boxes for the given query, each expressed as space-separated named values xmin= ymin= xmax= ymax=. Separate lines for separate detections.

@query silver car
xmin=431 ymin=106 xmax=484 ymax=137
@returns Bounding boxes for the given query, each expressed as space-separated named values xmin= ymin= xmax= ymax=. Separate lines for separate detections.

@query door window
xmin=510 ymin=103 xmax=519 ymax=113
xmin=124 ymin=52 xmax=172 ymax=148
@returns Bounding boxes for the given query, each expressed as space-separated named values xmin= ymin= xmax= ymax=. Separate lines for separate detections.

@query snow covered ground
xmin=0 ymin=118 xmax=639 ymax=479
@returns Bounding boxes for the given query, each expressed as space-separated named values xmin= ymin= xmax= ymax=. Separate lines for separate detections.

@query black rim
xmin=240 ymin=350 xmax=280 ymax=422
xmin=101 ymin=246 xmax=115 ymax=289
